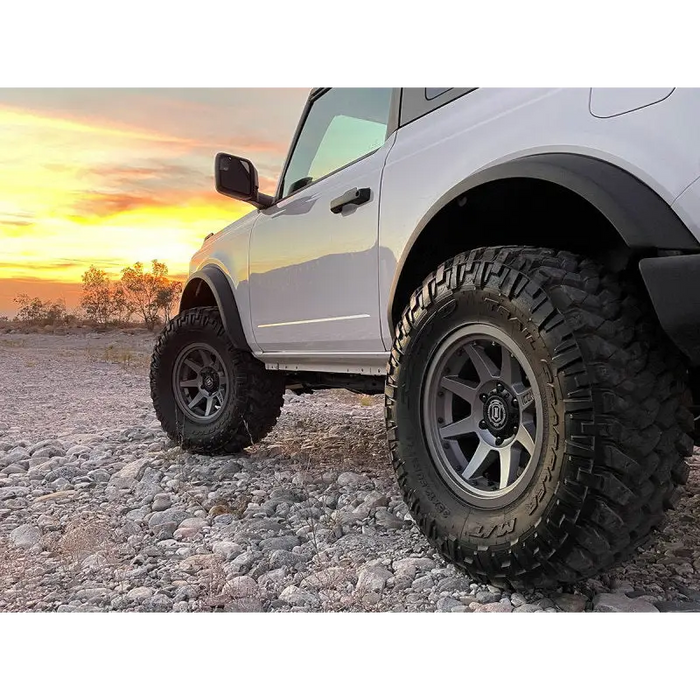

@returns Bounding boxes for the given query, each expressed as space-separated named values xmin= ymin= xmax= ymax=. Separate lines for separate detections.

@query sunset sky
xmin=0 ymin=88 xmax=309 ymax=316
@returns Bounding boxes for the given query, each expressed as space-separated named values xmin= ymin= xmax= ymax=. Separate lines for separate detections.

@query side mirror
xmin=215 ymin=153 xmax=273 ymax=209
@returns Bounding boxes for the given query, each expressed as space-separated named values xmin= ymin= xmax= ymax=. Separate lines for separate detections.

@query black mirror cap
xmin=215 ymin=153 xmax=272 ymax=209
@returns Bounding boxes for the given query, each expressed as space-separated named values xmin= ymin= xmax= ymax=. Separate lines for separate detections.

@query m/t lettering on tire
xmin=468 ymin=519 xmax=516 ymax=539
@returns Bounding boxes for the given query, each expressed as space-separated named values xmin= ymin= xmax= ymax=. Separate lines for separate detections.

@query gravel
xmin=1 ymin=329 xmax=700 ymax=612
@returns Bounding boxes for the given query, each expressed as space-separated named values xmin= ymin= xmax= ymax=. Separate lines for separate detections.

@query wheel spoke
xmin=462 ymin=440 xmax=495 ymax=481
xmin=217 ymin=371 xmax=228 ymax=386
xmin=187 ymin=391 xmax=205 ymax=409
xmin=499 ymin=443 xmax=522 ymax=489
xmin=440 ymin=375 xmax=477 ymax=405
xmin=514 ymin=385 xmax=535 ymax=411
xmin=499 ymin=345 xmax=522 ymax=385
xmin=199 ymin=348 xmax=212 ymax=367
xmin=465 ymin=343 xmax=498 ymax=383
xmin=184 ymin=358 xmax=202 ymax=373
xmin=439 ymin=415 xmax=477 ymax=440
xmin=515 ymin=421 xmax=536 ymax=455
xmin=179 ymin=378 xmax=200 ymax=388
xmin=204 ymin=396 xmax=214 ymax=416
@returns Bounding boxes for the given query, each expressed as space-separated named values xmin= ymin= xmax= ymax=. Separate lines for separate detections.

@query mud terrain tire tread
xmin=150 ymin=306 xmax=284 ymax=455
xmin=385 ymin=246 xmax=693 ymax=587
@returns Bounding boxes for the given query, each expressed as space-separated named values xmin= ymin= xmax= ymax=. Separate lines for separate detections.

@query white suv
xmin=151 ymin=88 xmax=700 ymax=587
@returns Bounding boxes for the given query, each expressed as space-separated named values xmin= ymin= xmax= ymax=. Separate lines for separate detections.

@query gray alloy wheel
xmin=172 ymin=342 xmax=230 ymax=423
xmin=422 ymin=323 xmax=544 ymax=508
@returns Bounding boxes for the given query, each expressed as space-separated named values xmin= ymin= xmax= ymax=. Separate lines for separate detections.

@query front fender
xmin=387 ymin=152 xmax=700 ymax=329
xmin=180 ymin=265 xmax=251 ymax=352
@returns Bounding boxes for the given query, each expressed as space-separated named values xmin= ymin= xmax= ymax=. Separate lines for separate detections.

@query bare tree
xmin=14 ymin=294 xmax=66 ymax=326
xmin=120 ymin=260 xmax=179 ymax=330
xmin=80 ymin=266 xmax=115 ymax=325
xmin=156 ymin=279 xmax=183 ymax=323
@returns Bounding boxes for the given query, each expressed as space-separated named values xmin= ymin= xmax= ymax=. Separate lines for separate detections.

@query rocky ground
xmin=1 ymin=330 xmax=700 ymax=613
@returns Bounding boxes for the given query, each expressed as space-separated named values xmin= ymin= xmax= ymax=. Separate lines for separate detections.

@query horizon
xmin=0 ymin=88 xmax=309 ymax=317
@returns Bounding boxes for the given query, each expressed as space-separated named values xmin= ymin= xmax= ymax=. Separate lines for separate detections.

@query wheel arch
xmin=388 ymin=153 xmax=700 ymax=328
xmin=180 ymin=265 xmax=251 ymax=352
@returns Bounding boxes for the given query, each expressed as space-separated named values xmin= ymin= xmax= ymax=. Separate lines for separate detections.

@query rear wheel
xmin=385 ymin=246 xmax=693 ymax=587
xmin=150 ymin=306 xmax=285 ymax=454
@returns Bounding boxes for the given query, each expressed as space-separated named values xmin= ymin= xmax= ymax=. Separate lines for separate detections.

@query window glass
xmin=281 ymin=88 xmax=392 ymax=198
xmin=425 ymin=88 xmax=451 ymax=100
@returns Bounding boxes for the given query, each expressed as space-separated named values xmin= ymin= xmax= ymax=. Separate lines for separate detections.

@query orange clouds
xmin=0 ymin=88 xmax=308 ymax=316
xmin=0 ymin=105 xmax=196 ymax=145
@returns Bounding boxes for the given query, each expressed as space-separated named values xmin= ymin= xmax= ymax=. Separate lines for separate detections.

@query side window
xmin=399 ymin=85 xmax=479 ymax=126
xmin=426 ymin=88 xmax=451 ymax=100
xmin=281 ymin=88 xmax=393 ymax=198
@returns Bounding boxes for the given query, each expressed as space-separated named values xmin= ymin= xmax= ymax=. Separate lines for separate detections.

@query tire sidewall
xmin=152 ymin=316 xmax=244 ymax=445
xmin=393 ymin=276 xmax=569 ymax=549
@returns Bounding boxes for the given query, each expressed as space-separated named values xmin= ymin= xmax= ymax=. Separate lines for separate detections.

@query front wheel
xmin=385 ymin=246 xmax=693 ymax=587
xmin=150 ymin=306 xmax=285 ymax=454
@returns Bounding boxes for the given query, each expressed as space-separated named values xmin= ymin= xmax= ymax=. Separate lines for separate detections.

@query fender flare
xmin=389 ymin=152 xmax=699 ymax=329
xmin=179 ymin=265 xmax=251 ymax=352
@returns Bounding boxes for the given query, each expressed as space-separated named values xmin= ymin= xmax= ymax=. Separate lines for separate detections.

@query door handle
xmin=330 ymin=187 xmax=371 ymax=214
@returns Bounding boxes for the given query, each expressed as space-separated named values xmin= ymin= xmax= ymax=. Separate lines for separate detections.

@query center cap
xmin=484 ymin=395 xmax=509 ymax=431
xmin=201 ymin=369 xmax=219 ymax=393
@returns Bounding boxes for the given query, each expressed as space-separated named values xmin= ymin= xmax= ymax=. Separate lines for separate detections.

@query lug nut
xmin=496 ymin=383 xmax=504 ymax=392
xmin=512 ymin=397 xmax=518 ymax=406
xmin=480 ymin=393 xmax=487 ymax=402
xmin=479 ymin=420 xmax=487 ymax=429
xmin=495 ymin=436 xmax=504 ymax=445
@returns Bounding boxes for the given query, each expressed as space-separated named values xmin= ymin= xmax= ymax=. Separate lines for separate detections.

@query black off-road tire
xmin=150 ymin=306 xmax=285 ymax=454
xmin=385 ymin=246 xmax=693 ymax=588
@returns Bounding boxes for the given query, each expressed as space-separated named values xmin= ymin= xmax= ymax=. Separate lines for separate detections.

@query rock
xmin=363 ymin=491 xmax=389 ymax=509
xmin=514 ymin=603 xmax=543 ymax=613
xmin=3 ymin=465 xmax=26 ymax=475
xmin=230 ymin=551 xmax=261 ymax=574
xmin=412 ymin=575 xmax=434 ymax=592
xmin=375 ymin=509 xmax=409 ymax=529
xmin=223 ymin=576 xmax=259 ymax=599
xmin=151 ymin=493 xmax=172 ymax=512
xmin=471 ymin=600 xmax=513 ymax=613
xmin=475 ymin=590 xmax=500 ymax=604
xmin=279 ymin=585 xmax=319 ymax=607
xmin=436 ymin=577 xmax=471 ymax=594
xmin=0 ymin=486 xmax=30 ymax=500
xmin=179 ymin=554 xmax=214 ymax=573
xmin=32 ymin=445 xmax=65 ymax=459
xmin=269 ymin=549 xmax=304 ymax=569
xmin=212 ymin=541 xmax=243 ymax=561
xmin=653 ymin=601 xmax=700 ymax=612
xmin=108 ymin=459 xmax=149 ymax=490
xmin=392 ymin=557 xmax=434 ymax=579
xmin=174 ymin=517 xmax=207 ymax=539
xmin=260 ymin=535 xmax=301 ymax=552
xmin=148 ymin=508 xmax=190 ymax=531
xmin=356 ymin=565 xmax=392 ymax=594
xmin=510 ymin=592 xmax=527 ymax=607
xmin=10 ymin=524 xmax=41 ymax=549
xmin=437 ymin=596 xmax=462 ymax=612
xmin=555 ymin=593 xmax=588 ymax=612
xmin=337 ymin=472 xmax=369 ymax=487
xmin=0 ymin=447 xmax=29 ymax=466
xmin=593 ymin=593 xmax=659 ymax=613
xmin=125 ymin=506 xmax=150 ymax=523
xmin=126 ymin=587 xmax=153 ymax=603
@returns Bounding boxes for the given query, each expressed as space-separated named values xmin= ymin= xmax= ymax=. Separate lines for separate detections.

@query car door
xmin=249 ymin=88 xmax=396 ymax=356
